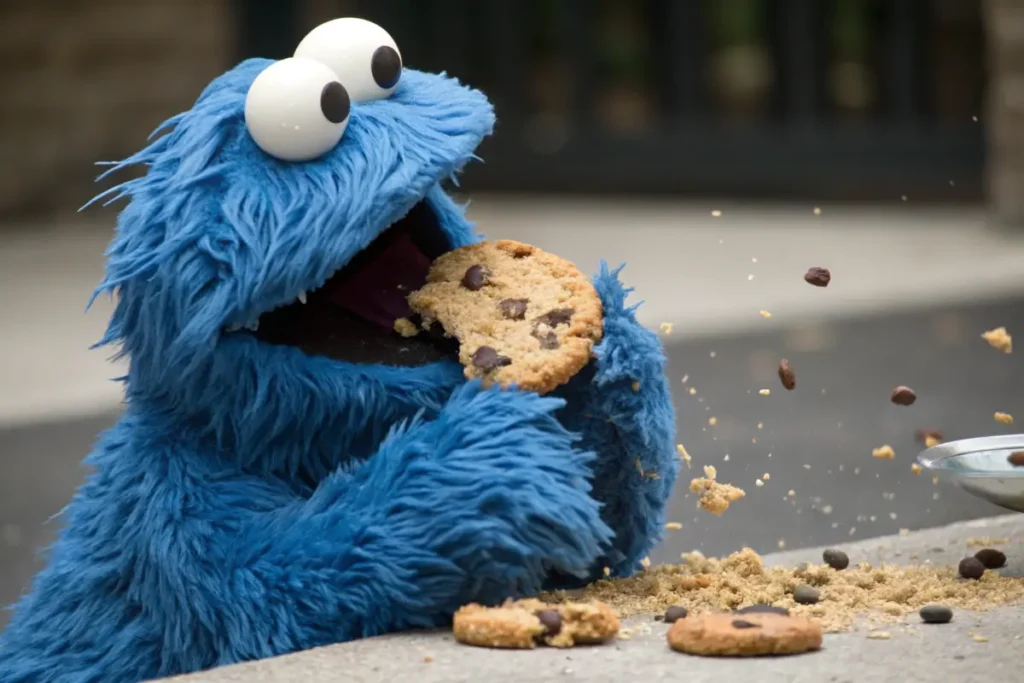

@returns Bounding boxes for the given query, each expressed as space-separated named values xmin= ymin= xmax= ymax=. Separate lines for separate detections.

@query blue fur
xmin=0 ymin=58 xmax=677 ymax=682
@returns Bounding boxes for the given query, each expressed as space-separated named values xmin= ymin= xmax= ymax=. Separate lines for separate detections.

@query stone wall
xmin=0 ymin=0 xmax=234 ymax=220
xmin=985 ymin=0 xmax=1024 ymax=227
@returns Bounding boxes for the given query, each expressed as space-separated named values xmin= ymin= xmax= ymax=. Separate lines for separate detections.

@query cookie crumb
xmin=911 ymin=463 xmax=922 ymax=475
xmin=899 ymin=528 xmax=910 ymax=536
xmin=631 ymin=380 xmax=641 ymax=393
xmin=690 ymin=466 xmax=746 ymax=515
xmin=763 ymin=472 xmax=771 ymax=481
xmin=711 ymin=210 xmax=722 ymax=217
xmin=981 ymin=327 xmax=1012 ymax=353
xmin=659 ymin=322 xmax=674 ymax=335
xmin=393 ymin=317 xmax=419 ymax=337
xmin=688 ymin=387 xmax=697 ymax=395
xmin=994 ymin=412 xmax=1014 ymax=425
xmin=665 ymin=522 xmax=683 ymax=531
xmin=759 ymin=310 xmax=772 ymax=319
xmin=640 ymin=557 xmax=652 ymax=570
xmin=867 ymin=631 xmax=892 ymax=640
xmin=758 ymin=389 xmax=771 ymax=396
xmin=813 ymin=207 xmax=822 ymax=215
xmin=872 ymin=445 xmax=895 ymax=460
xmin=755 ymin=479 xmax=765 ymax=487
xmin=676 ymin=444 xmax=693 ymax=468
xmin=708 ymin=417 xmax=718 ymax=426
xmin=971 ymin=633 xmax=989 ymax=643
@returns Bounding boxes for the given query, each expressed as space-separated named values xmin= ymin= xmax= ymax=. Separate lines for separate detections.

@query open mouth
xmin=241 ymin=201 xmax=460 ymax=366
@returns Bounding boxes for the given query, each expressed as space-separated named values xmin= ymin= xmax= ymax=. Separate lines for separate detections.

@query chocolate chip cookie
xmin=399 ymin=240 xmax=603 ymax=394
xmin=667 ymin=611 xmax=823 ymax=657
xmin=453 ymin=598 xmax=620 ymax=649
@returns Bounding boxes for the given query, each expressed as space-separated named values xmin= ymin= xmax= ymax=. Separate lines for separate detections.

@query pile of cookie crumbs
xmin=539 ymin=548 xmax=1024 ymax=634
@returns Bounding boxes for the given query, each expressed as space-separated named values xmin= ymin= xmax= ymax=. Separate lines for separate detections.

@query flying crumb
xmin=777 ymin=539 xmax=786 ymax=549
xmin=631 ymin=380 xmax=641 ymax=392
xmin=763 ymin=473 xmax=770 ymax=481
xmin=676 ymin=443 xmax=692 ymax=468
xmin=757 ymin=422 xmax=764 ymax=430
xmin=665 ymin=522 xmax=683 ymax=531
xmin=911 ymin=463 xmax=922 ymax=475
xmin=688 ymin=387 xmax=697 ymax=396
xmin=603 ymin=567 xmax=611 ymax=577
xmin=867 ymin=632 xmax=892 ymax=640
xmin=393 ymin=317 xmax=419 ymax=337
xmin=971 ymin=634 xmax=989 ymax=643
xmin=690 ymin=466 xmax=745 ymax=515
xmin=759 ymin=389 xmax=771 ymax=396
xmin=660 ymin=322 xmax=674 ymax=335
xmin=899 ymin=528 xmax=910 ymax=536
xmin=641 ymin=557 xmax=651 ymax=570
xmin=981 ymin=327 xmax=1012 ymax=353
xmin=711 ymin=210 xmax=722 ymax=217
xmin=755 ymin=479 xmax=764 ymax=487
xmin=925 ymin=435 xmax=941 ymax=448
xmin=994 ymin=412 xmax=1013 ymax=425
xmin=813 ymin=207 xmax=822 ymax=215
xmin=787 ymin=490 xmax=796 ymax=497
xmin=872 ymin=445 xmax=895 ymax=460
xmin=708 ymin=417 xmax=718 ymax=426
xmin=681 ymin=374 xmax=689 ymax=383
xmin=759 ymin=310 xmax=772 ymax=319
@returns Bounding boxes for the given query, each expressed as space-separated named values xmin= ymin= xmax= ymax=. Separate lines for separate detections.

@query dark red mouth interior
xmin=251 ymin=201 xmax=459 ymax=366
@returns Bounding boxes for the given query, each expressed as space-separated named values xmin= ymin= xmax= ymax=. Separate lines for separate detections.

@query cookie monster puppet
xmin=0 ymin=18 xmax=676 ymax=682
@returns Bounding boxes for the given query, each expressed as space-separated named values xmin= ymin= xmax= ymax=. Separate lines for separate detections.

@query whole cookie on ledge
xmin=667 ymin=611 xmax=823 ymax=657
xmin=453 ymin=598 xmax=620 ymax=649
xmin=398 ymin=240 xmax=603 ymax=394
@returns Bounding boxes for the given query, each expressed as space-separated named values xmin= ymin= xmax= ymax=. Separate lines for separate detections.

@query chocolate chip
xmin=823 ymin=549 xmax=850 ymax=570
xmin=461 ymin=265 xmax=489 ymax=291
xmin=890 ymin=385 xmax=917 ymax=406
xmin=919 ymin=604 xmax=953 ymax=624
xmin=735 ymin=604 xmax=789 ymax=616
xmin=778 ymin=359 xmax=796 ymax=391
xmin=498 ymin=298 xmax=528 ymax=320
xmin=535 ymin=308 xmax=574 ymax=328
xmin=958 ymin=557 xmax=985 ymax=580
xmin=532 ymin=330 xmax=560 ymax=350
xmin=793 ymin=585 xmax=820 ymax=604
xmin=731 ymin=619 xmax=761 ymax=629
xmin=1008 ymin=451 xmax=1024 ymax=467
xmin=535 ymin=609 xmax=562 ymax=637
xmin=804 ymin=267 xmax=831 ymax=287
xmin=663 ymin=605 xmax=687 ymax=623
xmin=470 ymin=346 xmax=511 ymax=372
xmin=974 ymin=548 xmax=1007 ymax=569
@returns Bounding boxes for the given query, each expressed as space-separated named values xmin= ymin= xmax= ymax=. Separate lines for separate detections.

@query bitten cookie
xmin=453 ymin=598 xmax=620 ymax=649
xmin=667 ymin=612 xmax=823 ymax=657
xmin=399 ymin=240 xmax=603 ymax=394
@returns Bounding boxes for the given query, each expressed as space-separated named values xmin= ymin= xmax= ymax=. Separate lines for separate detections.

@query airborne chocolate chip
xmin=535 ymin=308 xmax=574 ymax=327
xmin=533 ymin=330 xmax=560 ymax=350
xmin=471 ymin=346 xmax=511 ymax=372
xmin=535 ymin=609 xmax=563 ymax=637
xmin=461 ymin=265 xmax=489 ymax=291
xmin=499 ymin=298 xmax=528 ymax=320
xmin=731 ymin=619 xmax=761 ymax=629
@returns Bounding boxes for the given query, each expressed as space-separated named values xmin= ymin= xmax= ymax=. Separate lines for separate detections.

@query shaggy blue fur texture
xmin=0 ymin=58 xmax=677 ymax=682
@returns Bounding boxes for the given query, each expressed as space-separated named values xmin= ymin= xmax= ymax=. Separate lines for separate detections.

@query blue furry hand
xmin=552 ymin=263 xmax=678 ymax=579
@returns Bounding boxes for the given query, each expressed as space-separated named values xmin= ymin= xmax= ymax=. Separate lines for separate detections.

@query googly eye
xmin=244 ymin=57 xmax=350 ymax=162
xmin=294 ymin=18 xmax=402 ymax=103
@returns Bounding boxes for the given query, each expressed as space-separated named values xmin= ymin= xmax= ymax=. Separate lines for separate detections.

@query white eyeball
xmin=244 ymin=57 xmax=350 ymax=162
xmin=294 ymin=18 xmax=402 ymax=104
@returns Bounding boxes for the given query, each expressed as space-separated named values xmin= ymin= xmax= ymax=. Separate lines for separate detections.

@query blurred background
xmin=2 ymin=0 xmax=1024 ymax=628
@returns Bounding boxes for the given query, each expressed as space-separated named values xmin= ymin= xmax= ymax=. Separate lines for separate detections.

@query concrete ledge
xmin=161 ymin=514 xmax=1024 ymax=682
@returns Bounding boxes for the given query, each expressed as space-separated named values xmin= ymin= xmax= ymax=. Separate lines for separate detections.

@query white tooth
xmin=297 ymin=291 xmax=307 ymax=304
xmin=225 ymin=324 xmax=242 ymax=332
xmin=245 ymin=320 xmax=260 ymax=332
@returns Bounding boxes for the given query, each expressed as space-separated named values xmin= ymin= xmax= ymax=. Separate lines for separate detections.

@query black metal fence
xmin=237 ymin=0 xmax=987 ymax=201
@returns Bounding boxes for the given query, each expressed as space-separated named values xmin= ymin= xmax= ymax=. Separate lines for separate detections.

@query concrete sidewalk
xmin=161 ymin=514 xmax=1024 ymax=683
xmin=3 ymin=199 xmax=1024 ymax=427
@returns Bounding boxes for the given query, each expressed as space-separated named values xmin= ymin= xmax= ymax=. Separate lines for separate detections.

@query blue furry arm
xmin=0 ymin=385 xmax=611 ymax=681
xmin=554 ymin=263 xmax=678 ymax=578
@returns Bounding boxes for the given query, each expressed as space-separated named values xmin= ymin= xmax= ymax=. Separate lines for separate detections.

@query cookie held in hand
xmin=399 ymin=240 xmax=603 ymax=394
xmin=453 ymin=598 xmax=620 ymax=649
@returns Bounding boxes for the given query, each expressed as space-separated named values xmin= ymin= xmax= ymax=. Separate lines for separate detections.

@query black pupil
xmin=320 ymin=82 xmax=350 ymax=124
xmin=371 ymin=46 xmax=402 ymax=89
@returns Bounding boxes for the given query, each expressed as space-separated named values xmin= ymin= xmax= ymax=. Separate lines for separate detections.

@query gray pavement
xmin=2 ymin=294 xmax=1021 ymax=629
xmin=160 ymin=514 xmax=1024 ymax=683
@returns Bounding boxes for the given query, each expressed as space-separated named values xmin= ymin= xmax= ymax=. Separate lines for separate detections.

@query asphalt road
xmin=2 ymin=296 xmax=1021 ymax=627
